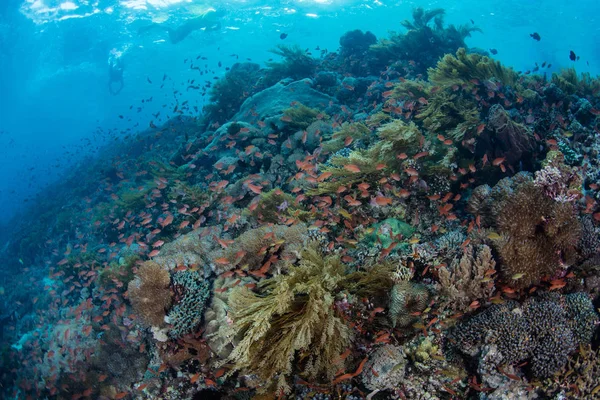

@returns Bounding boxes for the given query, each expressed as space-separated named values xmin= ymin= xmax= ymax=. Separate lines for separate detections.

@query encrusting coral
xmin=226 ymin=244 xmax=352 ymax=394
xmin=127 ymin=261 xmax=172 ymax=327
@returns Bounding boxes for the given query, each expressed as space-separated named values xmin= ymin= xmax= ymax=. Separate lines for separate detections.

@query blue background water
xmin=1 ymin=0 xmax=599 ymax=229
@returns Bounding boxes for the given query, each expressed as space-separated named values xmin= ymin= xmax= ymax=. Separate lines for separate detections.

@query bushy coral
xmin=369 ymin=8 xmax=480 ymax=74
xmin=128 ymin=261 xmax=172 ymax=326
xmin=321 ymin=122 xmax=371 ymax=153
xmin=446 ymin=292 xmax=598 ymax=378
xmin=428 ymin=48 xmax=518 ymax=88
xmin=264 ymin=45 xmax=317 ymax=86
xmin=281 ymin=103 xmax=325 ymax=131
xmin=495 ymin=181 xmax=581 ymax=288
xmin=438 ymin=244 xmax=496 ymax=312
xmin=167 ymin=270 xmax=211 ymax=338
xmin=416 ymin=90 xmax=480 ymax=141
xmin=226 ymin=245 xmax=352 ymax=394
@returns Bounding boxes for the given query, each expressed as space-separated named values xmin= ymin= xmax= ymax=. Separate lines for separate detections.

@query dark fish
xmin=532 ymin=65 xmax=539 ymax=72
xmin=541 ymin=62 xmax=546 ymax=68
xmin=147 ymin=77 xmax=152 ymax=84
xmin=470 ymin=19 xmax=475 ymax=24
xmin=530 ymin=32 xmax=541 ymax=41
xmin=547 ymin=64 xmax=552 ymax=68
xmin=490 ymin=48 xmax=498 ymax=55
xmin=280 ymin=33 xmax=288 ymax=40
xmin=218 ymin=61 xmax=222 ymax=67
xmin=569 ymin=50 xmax=577 ymax=61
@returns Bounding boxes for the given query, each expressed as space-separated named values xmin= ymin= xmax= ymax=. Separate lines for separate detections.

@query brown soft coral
xmin=495 ymin=182 xmax=581 ymax=288
xmin=438 ymin=244 xmax=496 ymax=312
xmin=127 ymin=261 xmax=172 ymax=326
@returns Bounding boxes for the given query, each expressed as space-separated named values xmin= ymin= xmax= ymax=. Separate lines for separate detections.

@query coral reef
xmin=361 ymin=344 xmax=406 ymax=391
xmin=128 ymin=261 xmax=172 ymax=326
xmin=438 ymin=244 xmax=496 ymax=312
xmin=226 ymin=245 xmax=352 ymax=394
xmin=167 ymin=270 xmax=211 ymax=338
xmin=428 ymin=48 xmax=518 ymax=88
xmin=495 ymin=181 xmax=582 ymax=288
xmin=389 ymin=281 xmax=430 ymax=328
xmin=446 ymin=292 xmax=598 ymax=378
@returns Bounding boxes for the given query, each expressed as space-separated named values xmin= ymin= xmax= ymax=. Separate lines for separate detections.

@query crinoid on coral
xmin=389 ymin=281 xmax=430 ymax=328
xmin=214 ymin=223 xmax=308 ymax=275
xmin=495 ymin=181 xmax=582 ymax=288
xmin=226 ymin=245 xmax=352 ymax=394
xmin=244 ymin=188 xmax=309 ymax=224
xmin=475 ymin=104 xmax=535 ymax=166
xmin=446 ymin=292 xmax=598 ymax=379
xmin=127 ymin=261 xmax=172 ymax=327
xmin=428 ymin=48 xmax=519 ymax=89
xmin=543 ymin=344 xmax=600 ymax=398
xmin=438 ymin=244 xmax=496 ymax=313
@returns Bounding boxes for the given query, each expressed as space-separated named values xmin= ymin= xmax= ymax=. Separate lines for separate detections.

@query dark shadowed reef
xmin=2 ymin=8 xmax=600 ymax=400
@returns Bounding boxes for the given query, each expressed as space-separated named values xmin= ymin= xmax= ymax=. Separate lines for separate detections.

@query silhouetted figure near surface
xmin=138 ymin=9 xmax=224 ymax=44
xmin=108 ymin=53 xmax=124 ymax=95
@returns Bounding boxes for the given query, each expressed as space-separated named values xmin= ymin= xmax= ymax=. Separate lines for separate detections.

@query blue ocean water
xmin=1 ymin=0 xmax=600 ymax=398
xmin=1 ymin=0 xmax=599 ymax=226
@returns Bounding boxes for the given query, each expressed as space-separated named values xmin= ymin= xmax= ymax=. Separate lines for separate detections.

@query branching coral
xmin=446 ymin=292 xmax=598 ymax=378
xmin=127 ymin=261 xmax=172 ymax=326
xmin=428 ymin=48 xmax=519 ymax=88
xmin=226 ymin=245 xmax=352 ymax=394
xmin=438 ymin=244 xmax=496 ymax=313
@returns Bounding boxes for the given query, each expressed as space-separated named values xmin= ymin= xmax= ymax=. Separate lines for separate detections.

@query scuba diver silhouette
xmin=138 ymin=8 xmax=224 ymax=44
xmin=108 ymin=51 xmax=124 ymax=95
